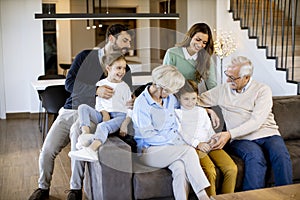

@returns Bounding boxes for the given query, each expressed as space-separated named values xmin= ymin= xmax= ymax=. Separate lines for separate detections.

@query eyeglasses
xmin=224 ymin=70 xmax=241 ymax=81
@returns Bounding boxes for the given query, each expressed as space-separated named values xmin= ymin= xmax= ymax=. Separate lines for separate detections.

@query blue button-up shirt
xmin=132 ymin=86 xmax=180 ymax=152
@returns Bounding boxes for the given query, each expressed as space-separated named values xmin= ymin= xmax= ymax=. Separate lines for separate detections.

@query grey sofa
xmin=84 ymin=95 xmax=300 ymax=200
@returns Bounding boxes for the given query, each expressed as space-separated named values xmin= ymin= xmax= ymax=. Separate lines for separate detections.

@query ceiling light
xmin=34 ymin=13 xmax=180 ymax=20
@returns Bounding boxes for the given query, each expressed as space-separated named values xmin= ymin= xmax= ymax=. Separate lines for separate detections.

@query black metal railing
xmin=229 ymin=0 xmax=299 ymax=88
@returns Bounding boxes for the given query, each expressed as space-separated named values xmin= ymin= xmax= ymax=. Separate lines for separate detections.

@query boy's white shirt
xmin=95 ymin=78 xmax=132 ymax=114
xmin=175 ymin=106 xmax=215 ymax=148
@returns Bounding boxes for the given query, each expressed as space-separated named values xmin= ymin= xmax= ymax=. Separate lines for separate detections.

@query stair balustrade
xmin=229 ymin=0 xmax=300 ymax=94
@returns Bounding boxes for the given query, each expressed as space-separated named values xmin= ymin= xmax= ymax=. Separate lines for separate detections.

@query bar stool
xmin=37 ymin=74 xmax=65 ymax=133
xmin=39 ymin=85 xmax=70 ymax=143
xmin=59 ymin=64 xmax=71 ymax=76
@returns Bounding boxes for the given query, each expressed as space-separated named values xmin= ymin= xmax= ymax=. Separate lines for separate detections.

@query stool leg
xmin=38 ymin=101 xmax=43 ymax=132
xmin=42 ymin=112 xmax=47 ymax=145
xmin=45 ymin=113 xmax=49 ymax=142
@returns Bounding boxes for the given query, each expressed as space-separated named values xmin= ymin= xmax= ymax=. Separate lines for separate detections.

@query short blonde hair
xmin=152 ymin=65 xmax=185 ymax=93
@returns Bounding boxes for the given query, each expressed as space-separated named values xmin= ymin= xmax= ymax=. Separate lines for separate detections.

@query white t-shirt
xmin=95 ymin=78 xmax=131 ymax=114
xmin=175 ymin=106 xmax=215 ymax=148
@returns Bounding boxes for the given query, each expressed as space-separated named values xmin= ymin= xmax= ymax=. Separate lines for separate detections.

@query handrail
xmin=229 ymin=0 xmax=299 ymax=85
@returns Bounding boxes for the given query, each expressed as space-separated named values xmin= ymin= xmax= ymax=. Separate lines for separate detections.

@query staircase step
xmin=267 ymin=46 xmax=300 ymax=57
xmin=277 ymin=57 xmax=300 ymax=67
xmin=265 ymin=47 xmax=300 ymax=56
xmin=287 ymin=67 xmax=300 ymax=82
xmin=277 ymin=56 xmax=300 ymax=82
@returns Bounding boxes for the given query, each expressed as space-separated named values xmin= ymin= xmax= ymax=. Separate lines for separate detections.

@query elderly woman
xmin=132 ymin=65 xmax=210 ymax=200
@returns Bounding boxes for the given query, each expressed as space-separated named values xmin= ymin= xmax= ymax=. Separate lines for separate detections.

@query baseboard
xmin=6 ymin=112 xmax=40 ymax=120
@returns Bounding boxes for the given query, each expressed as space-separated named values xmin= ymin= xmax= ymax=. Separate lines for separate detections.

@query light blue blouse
xmin=132 ymin=86 xmax=180 ymax=152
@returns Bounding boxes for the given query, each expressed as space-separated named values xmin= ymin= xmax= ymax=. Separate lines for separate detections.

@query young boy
xmin=175 ymin=79 xmax=237 ymax=196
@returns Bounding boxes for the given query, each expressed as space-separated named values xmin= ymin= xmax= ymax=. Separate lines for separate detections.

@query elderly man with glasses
xmin=197 ymin=56 xmax=293 ymax=191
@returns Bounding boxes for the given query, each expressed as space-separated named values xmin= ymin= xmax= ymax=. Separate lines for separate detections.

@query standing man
xmin=28 ymin=24 xmax=134 ymax=200
xmin=198 ymin=56 xmax=293 ymax=191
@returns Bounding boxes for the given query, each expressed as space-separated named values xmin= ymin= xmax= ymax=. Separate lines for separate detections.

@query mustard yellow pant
xmin=197 ymin=149 xmax=237 ymax=196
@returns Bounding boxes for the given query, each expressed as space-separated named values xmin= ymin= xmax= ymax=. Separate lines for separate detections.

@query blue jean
xmin=78 ymin=104 xmax=103 ymax=127
xmin=94 ymin=112 xmax=126 ymax=143
xmin=229 ymin=135 xmax=292 ymax=191
xmin=78 ymin=104 xmax=126 ymax=143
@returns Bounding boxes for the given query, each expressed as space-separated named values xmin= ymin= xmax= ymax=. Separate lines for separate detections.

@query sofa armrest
xmin=84 ymin=136 xmax=133 ymax=200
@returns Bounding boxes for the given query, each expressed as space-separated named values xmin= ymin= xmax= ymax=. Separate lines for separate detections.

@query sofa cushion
xmin=272 ymin=95 xmax=300 ymax=140
xmin=133 ymin=168 xmax=173 ymax=199
xmin=100 ymin=136 xmax=133 ymax=200
xmin=286 ymin=140 xmax=300 ymax=181
xmin=84 ymin=136 xmax=133 ymax=200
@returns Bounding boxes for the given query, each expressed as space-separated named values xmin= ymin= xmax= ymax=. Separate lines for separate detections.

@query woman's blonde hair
xmin=152 ymin=65 xmax=185 ymax=93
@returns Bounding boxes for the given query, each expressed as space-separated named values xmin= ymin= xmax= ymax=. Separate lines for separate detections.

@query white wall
xmin=0 ymin=1 xmax=6 ymax=118
xmin=187 ymin=0 xmax=216 ymax=32
xmin=0 ymin=0 xmax=44 ymax=117
xmin=216 ymin=0 xmax=297 ymax=96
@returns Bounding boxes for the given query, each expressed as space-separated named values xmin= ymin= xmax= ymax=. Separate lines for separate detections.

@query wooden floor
xmin=0 ymin=117 xmax=71 ymax=200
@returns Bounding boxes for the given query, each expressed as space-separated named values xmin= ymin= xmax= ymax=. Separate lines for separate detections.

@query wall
xmin=216 ymin=0 xmax=297 ymax=95
xmin=135 ymin=0 xmax=151 ymax=72
xmin=0 ymin=1 xmax=5 ymax=118
xmin=0 ymin=0 xmax=44 ymax=117
xmin=56 ymin=0 xmax=72 ymax=72
xmin=187 ymin=0 xmax=216 ymax=32
xmin=176 ymin=0 xmax=187 ymax=39
xmin=70 ymin=0 xmax=96 ymax=57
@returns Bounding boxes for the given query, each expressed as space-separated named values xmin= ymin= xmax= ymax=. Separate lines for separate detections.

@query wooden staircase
xmin=229 ymin=0 xmax=300 ymax=94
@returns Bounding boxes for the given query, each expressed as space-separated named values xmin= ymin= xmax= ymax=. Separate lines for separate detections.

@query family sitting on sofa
xmin=29 ymin=23 xmax=294 ymax=200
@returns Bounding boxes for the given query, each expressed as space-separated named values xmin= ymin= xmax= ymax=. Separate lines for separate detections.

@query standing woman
xmin=132 ymin=65 xmax=210 ymax=200
xmin=163 ymin=23 xmax=217 ymax=91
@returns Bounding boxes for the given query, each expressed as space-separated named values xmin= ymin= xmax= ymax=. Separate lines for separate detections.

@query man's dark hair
xmin=105 ymin=24 xmax=134 ymax=42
